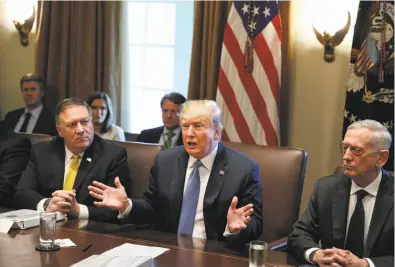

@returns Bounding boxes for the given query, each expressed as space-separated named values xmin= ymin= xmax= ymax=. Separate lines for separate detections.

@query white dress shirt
xmin=305 ymin=171 xmax=382 ymax=267
xmin=36 ymin=146 xmax=89 ymax=219
xmin=158 ymin=127 xmax=181 ymax=147
xmin=120 ymin=143 xmax=236 ymax=239
xmin=14 ymin=104 xmax=43 ymax=133
xmin=99 ymin=124 xmax=125 ymax=141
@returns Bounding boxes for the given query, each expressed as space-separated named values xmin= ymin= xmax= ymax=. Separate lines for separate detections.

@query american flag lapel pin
xmin=219 ymin=170 xmax=224 ymax=175
xmin=87 ymin=157 xmax=91 ymax=162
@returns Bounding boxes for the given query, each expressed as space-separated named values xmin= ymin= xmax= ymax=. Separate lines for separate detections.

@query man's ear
xmin=214 ymin=126 xmax=221 ymax=141
xmin=40 ymin=89 xmax=45 ymax=98
xmin=376 ymin=150 xmax=389 ymax=167
xmin=56 ymin=125 xmax=62 ymax=137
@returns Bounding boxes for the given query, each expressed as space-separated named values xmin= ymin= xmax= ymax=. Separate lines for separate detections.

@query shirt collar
xmin=24 ymin=104 xmax=43 ymax=118
xmin=350 ymin=170 xmax=382 ymax=197
xmin=187 ymin=143 xmax=219 ymax=172
xmin=64 ymin=146 xmax=85 ymax=163
xmin=163 ymin=126 xmax=181 ymax=135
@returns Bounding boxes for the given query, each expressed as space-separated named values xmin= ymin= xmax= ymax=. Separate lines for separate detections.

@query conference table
xmin=0 ymin=209 xmax=300 ymax=267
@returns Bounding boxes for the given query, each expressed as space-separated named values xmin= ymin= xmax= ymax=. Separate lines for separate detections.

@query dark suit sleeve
xmin=225 ymin=163 xmax=263 ymax=245
xmin=287 ymin=180 xmax=321 ymax=263
xmin=87 ymin=147 xmax=131 ymax=222
xmin=0 ymin=136 xmax=31 ymax=207
xmin=14 ymin=147 xmax=46 ymax=209
xmin=136 ymin=130 xmax=150 ymax=143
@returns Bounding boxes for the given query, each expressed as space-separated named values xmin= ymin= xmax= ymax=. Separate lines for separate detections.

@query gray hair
xmin=180 ymin=100 xmax=223 ymax=139
xmin=347 ymin=119 xmax=392 ymax=150
xmin=55 ymin=98 xmax=92 ymax=125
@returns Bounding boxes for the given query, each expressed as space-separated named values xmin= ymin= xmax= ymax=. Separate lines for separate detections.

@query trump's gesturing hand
xmin=88 ymin=177 xmax=129 ymax=213
xmin=227 ymin=196 xmax=254 ymax=233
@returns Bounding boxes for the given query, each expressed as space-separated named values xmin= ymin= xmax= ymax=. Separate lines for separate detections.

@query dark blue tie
xmin=177 ymin=160 xmax=203 ymax=236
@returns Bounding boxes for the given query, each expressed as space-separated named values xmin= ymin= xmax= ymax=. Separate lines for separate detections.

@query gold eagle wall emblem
xmin=313 ymin=11 xmax=351 ymax=63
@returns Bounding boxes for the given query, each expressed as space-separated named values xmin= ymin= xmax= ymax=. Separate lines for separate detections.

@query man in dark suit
xmin=89 ymin=100 xmax=263 ymax=244
xmin=288 ymin=119 xmax=393 ymax=267
xmin=136 ymin=92 xmax=186 ymax=148
xmin=14 ymin=98 xmax=130 ymax=222
xmin=0 ymin=130 xmax=31 ymax=208
xmin=3 ymin=73 xmax=56 ymax=135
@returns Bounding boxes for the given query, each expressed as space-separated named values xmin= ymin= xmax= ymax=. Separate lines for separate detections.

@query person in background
xmin=288 ymin=119 xmax=393 ymax=267
xmin=87 ymin=92 xmax=125 ymax=141
xmin=89 ymin=100 xmax=263 ymax=245
xmin=3 ymin=73 xmax=56 ymax=136
xmin=0 ymin=129 xmax=31 ymax=208
xmin=14 ymin=98 xmax=131 ymax=222
xmin=136 ymin=92 xmax=186 ymax=148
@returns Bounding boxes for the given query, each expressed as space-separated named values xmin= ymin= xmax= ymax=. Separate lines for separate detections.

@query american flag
xmin=216 ymin=1 xmax=282 ymax=146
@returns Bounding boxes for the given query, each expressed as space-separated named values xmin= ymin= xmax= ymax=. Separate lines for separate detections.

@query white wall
xmin=0 ymin=1 xmax=36 ymax=119
xmin=288 ymin=0 xmax=360 ymax=210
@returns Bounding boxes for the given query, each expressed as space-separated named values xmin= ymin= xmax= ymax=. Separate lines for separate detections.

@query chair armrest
xmin=269 ymin=236 xmax=288 ymax=251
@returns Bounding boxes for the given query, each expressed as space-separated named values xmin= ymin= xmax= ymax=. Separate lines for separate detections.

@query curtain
xmin=35 ymin=1 xmax=122 ymax=120
xmin=187 ymin=1 xmax=232 ymax=100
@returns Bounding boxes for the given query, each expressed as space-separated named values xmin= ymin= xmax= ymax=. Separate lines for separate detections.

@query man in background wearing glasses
xmin=14 ymin=98 xmax=131 ymax=223
xmin=288 ymin=119 xmax=393 ymax=267
xmin=136 ymin=92 xmax=186 ymax=149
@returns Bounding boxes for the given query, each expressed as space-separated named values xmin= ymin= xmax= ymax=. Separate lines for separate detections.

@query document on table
xmin=70 ymin=255 xmax=152 ymax=267
xmin=71 ymin=243 xmax=169 ymax=267
xmin=102 ymin=243 xmax=169 ymax=258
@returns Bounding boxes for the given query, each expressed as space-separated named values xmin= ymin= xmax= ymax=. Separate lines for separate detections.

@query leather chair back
xmin=113 ymin=141 xmax=162 ymax=198
xmin=16 ymin=132 xmax=54 ymax=144
xmin=222 ymin=141 xmax=308 ymax=243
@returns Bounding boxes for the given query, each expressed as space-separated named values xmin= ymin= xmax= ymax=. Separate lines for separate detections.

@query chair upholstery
xmin=222 ymin=141 xmax=308 ymax=243
xmin=113 ymin=141 xmax=162 ymax=198
xmin=16 ymin=132 xmax=54 ymax=145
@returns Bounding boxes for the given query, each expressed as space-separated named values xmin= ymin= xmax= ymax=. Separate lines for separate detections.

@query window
xmin=123 ymin=1 xmax=193 ymax=133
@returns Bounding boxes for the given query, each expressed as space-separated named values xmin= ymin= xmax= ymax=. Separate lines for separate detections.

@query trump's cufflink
xmin=87 ymin=157 xmax=91 ymax=162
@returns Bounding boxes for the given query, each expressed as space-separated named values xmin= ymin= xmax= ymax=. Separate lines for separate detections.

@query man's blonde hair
xmin=180 ymin=100 xmax=223 ymax=138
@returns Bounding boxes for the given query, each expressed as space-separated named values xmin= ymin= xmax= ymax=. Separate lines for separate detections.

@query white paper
xmin=0 ymin=219 xmax=14 ymax=233
xmin=70 ymin=255 xmax=152 ymax=267
xmin=55 ymin=238 xmax=76 ymax=247
xmin=102 ymin=243 xmax=169 ymax=258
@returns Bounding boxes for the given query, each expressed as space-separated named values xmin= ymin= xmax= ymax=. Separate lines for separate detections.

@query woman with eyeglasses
xmin=87 ymin=92 xmax=125 ymax=141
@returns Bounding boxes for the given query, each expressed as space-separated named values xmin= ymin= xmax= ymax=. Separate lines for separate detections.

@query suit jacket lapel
xmin=53 ymin=138 xmax=66 ymax=190
xmin=33 ymin=108 xmax=45 ymax=133
xmin=169 ymin=149 xmax=189 ymax=231
xmin=332 ymin=176 xmax=351 ymax=249
xmin=72 ymin=138 xmax=98 ymax=192
xmin=365 ymin=172 xmax=394 ymax=255
xmin=154 ymin=126 xmax=164 ymax=143
xmin=203 ymin=144 xmax=228 ymax=238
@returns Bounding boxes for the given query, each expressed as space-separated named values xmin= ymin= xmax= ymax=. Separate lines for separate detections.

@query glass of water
xmin=249 ymin=240 xmax=268 ymax=267
xmin=39 ymin=212 xmax=56 ymax=249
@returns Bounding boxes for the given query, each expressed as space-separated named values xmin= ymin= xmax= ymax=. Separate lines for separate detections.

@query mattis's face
xmin=21 ymin=81 xmax=43 ymax=108
xmin=162 ymin=100 xmax=181 ymax=129
xmin=181 ymin=115 xmax=219 ymax=159
xmin=56 ymin=105 xmax=94 ymax=154
xmin=90 ymin=99 xmax=108 ymax=125
xmin=342 ymin=128 xmax=381 ymax=180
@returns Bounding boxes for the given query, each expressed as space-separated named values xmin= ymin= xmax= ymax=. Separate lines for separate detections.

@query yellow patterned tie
xmin=63 ymin=154 xmax=80 ymax=190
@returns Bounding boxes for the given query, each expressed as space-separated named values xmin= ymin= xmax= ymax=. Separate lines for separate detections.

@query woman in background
xmin=87 ymin=92 xmax=125 ymax=141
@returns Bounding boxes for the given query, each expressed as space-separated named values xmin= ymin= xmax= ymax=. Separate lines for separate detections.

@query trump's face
xmin=181 ymin=115 xmax=220 ymax=159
